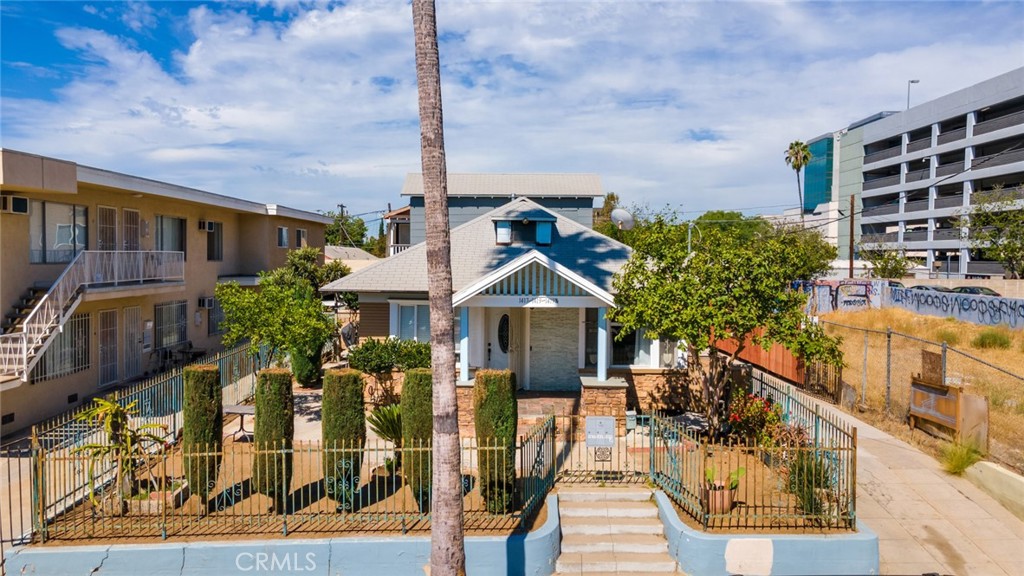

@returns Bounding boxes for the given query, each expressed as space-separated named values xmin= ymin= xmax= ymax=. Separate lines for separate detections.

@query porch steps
xmin=555 ymin=487 xmax=678 ymax=574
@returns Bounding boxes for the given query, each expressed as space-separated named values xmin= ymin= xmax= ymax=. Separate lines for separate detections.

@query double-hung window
xmin=206 ymin=222 xmax=223 ymax=261
xmin=395 ymin=303 xmax=430 ymax=342
xmin=277 ymin=226 xmax=289 ymax=248
xmin=295 ymin=228 xmax=307 ymax=248
xmin=208 ymin=298 xmax=226 ymax=336
xmin=30 ymin=314 xmax=90 ymax=381
xmin=154 ymin=301 xmax=187 ymax=349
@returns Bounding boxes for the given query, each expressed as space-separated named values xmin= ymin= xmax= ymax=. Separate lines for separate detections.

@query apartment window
xmin=208 ymin=298 xmax=226 ymax=336
xmin=277 ymin=226 xmax=288 ymax=248
xmin=295 ymin=228 xmax=307 ymax=248
xmin=30 ymin=314 xmax=90 ymax=382
xmin=156 ymin=216 xmax=186 ymax=257
xmin=398 ymin=304 xmax=431 ymax=342
xmin=206 ymin=221 xmax=223 ymax=261
xmin=154 ymin=301 xmax=187 ymax=349
xmin=29 ymin=200 xmax=87 ymax=263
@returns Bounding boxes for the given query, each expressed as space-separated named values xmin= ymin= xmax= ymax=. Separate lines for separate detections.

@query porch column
xmin=459 ymin=307 xmax=470 ymax=382
xmin=597 ymin=306 xmax=608 ymax=381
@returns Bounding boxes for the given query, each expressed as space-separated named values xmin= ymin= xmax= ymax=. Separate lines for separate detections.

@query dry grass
xmin=821 ymin=308 xmax=1024 ymax=473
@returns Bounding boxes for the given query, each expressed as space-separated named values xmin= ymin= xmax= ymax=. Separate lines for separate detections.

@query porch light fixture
xmin=522 ymin=218 xmax=530 ymax=225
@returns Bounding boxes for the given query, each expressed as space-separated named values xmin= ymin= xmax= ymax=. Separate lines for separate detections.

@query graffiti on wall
xmin=889 ymin=288 xmax=1024 ymax=329
xmin=801 ymin=280 xmax=887 ymax=315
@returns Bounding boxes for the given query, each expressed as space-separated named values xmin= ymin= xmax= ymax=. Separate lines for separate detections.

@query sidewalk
xmin=841 ymin=410 xmax=1023 ymax=575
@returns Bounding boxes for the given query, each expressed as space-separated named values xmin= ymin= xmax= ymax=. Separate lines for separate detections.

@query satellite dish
xmin=610 ymin=208 xmax=635 ymax=231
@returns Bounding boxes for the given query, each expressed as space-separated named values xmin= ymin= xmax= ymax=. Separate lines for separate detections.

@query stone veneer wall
xmin=528 ymin=308 xmax=580 ymax=390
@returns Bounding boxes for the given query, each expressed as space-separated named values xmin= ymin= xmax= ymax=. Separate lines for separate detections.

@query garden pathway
xmin=820 ymin=404 xmax=1024 ymax=575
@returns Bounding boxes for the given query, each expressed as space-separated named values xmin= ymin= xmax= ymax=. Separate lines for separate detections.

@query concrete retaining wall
xmin=654 ymin=491 xmax=879 ymax=576
xmin=3 ymin=496 xmax=560 ymax=576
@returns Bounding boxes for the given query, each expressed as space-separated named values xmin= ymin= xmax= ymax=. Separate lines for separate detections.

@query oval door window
xmin=497 ymin=314 xmax=510 ymax=354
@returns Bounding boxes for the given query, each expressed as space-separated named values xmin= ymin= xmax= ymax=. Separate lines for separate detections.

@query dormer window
xmin=536 ymin=221 xmax=552 ymax=245
xmin=495 ymin=220 xmax=512 ymax=245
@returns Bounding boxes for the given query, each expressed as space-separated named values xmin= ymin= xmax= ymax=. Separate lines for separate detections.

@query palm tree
xmin=410 ymin=1 xmax=466 ymax=574
xmin=785 ymin=141 xmax=812 ymax=224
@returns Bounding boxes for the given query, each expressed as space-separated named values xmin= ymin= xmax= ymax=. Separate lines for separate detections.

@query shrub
xmin=935 ymin=329 xmax=961 ymax=347
xmin=473 ymin=370 xmax=517 ymax=514
xmin=401 ymin=368 xmax=433 ymax=511
xmin=940 ymin=441 xmax=982 ymax=475
xmin=971 ymin=328 xmax=1012 ymax=350
xmin=348 ymin=338 xmax=397 ymax=374
xmin=787 ymin=450 xmax=833 ymax=519
xmin=396 ymin=340 xmax=431 ymax=371
xmin=252 ymin=369 xmax=294 ymax=513
xmin=290 ymin=338 xmax=325 ymax=388
xmin=368 ymin=404 xmax=403 ymax=446
xmin=727 ymin=392 xmax=782 ymax=446
xmin=182 ymin=365 xmax=222 ymax=501
xmin=322 ymin=369 xmax=366 ymax=510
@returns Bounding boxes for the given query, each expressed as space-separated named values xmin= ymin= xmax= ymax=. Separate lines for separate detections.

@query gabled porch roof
xmin=452 ymin=250 xmax=614 ymax=307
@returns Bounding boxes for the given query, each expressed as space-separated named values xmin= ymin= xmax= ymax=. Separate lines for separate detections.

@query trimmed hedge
xmin=322 ymin=369 xmax=366 ymax=510
xmin=252 ymin=368 xmax=294 ymax=513
xmin=348 ymin=338 xmax=431 ymax=374
xmin=182 ymin=365 xmax=222 ymax=500
xmin=473 ymin=370 xmax=518 ymax=514
xmin=401 ymin=368 xmax=433 ymax=511
xmin=290 ymin=341 xmax=324 ymax=388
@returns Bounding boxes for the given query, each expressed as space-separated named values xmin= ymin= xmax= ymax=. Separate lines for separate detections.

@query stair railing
xmin=0 ymin=251 xmax=184 ymax=381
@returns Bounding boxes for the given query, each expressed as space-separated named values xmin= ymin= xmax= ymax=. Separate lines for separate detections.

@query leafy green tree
xmin=861 ymin=244 xmax=915 ymax=279
xmin=956 ymin=185 xmax=1024 ymax=278
xmin=610 ymin=217 xmax=842 ymax=433
xmin=323 ymin=210 xmax=369 ymax=247
xmin=775 ymin=225 xmax=838 ymax=281
xmin=693 ymin=210 xmax=773 ymax=245
xmin=785 ymin=141 xmax=812 ymax=223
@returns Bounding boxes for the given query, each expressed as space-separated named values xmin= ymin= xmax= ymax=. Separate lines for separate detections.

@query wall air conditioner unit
xmin=199 ymin=220 xmax=215 ymax=232
xmin=198 ymin=297 xmax=216 ymax=309
xmin=205 ymin=221 xmax=216 ymax=232
xmin=0 ymin=196 xmax=29 ymax=215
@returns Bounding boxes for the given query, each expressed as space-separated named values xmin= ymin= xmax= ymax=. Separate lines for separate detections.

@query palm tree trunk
xmin=797 ymin=171 xmax=805 ymax=225
xmin=411 ymin=1 xmax=466 ymax=574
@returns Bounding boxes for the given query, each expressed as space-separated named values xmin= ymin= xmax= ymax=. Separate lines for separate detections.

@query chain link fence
xmin=822 ymin=320 xmax=1024 ymax=471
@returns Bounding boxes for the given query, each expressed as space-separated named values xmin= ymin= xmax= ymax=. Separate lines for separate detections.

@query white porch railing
xmin=0 ymin=251 xmax=185 ymax=382
xmin=389 ymin=243 xmax=411 ymax=256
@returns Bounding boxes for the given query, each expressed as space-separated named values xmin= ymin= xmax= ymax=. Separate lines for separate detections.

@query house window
xmin=156 ymin=216 xmax=186 ymax=257
xmin=208 ymin=298 xmax=226 ymax=335
xmin=398 ymin=304 xmax=431 ymax=342
xmin=154 ymin=300 xmax=187 ymax=349
xmin=611 ymin=324 xmax=652 ymax=367
xmin=29 ymin=200 xmax=87 ymax=263
xmin=277 ymin=226 xmax=288 ymax=248
xmin=206 ymin=221 xmax=223 ymax=261
xmin=295 ymin=228 xmax=307 ymax=248
xmin=30 ymin=314 xmax=90 ymax=382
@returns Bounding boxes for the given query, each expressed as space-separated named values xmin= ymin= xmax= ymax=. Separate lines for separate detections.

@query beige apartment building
xmin=0 ymin=149 xmax=331 ymax=437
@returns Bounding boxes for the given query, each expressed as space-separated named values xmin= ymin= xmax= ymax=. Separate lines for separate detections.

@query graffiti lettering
xmin=890 ymin=288 xmax=1024 ymax=329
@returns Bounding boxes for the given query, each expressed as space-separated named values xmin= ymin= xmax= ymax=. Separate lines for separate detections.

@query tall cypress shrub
xmin=473 ymin=370 xmax=517 ymax=514
xmin=182 ymin=365 xmax=223 ymax=506
xmin=322 ymin=369 xmax=366 ymax=511
xmin=401 ymin=368 xmax=433 ymax=511
xmin=252 ymin=368 xmax=294 ymax=513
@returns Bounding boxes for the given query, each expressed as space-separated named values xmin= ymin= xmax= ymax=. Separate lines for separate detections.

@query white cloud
xmin=2 ymin=0 xmax=1022 ymax=222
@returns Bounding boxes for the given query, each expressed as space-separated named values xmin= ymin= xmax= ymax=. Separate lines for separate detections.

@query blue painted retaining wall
xmin=889 ymin=287 xmax=1024 ymax=329
xmin=3 ymin=496 xmax=560 ymax=576
xmin=655 ymin=491 xmax=879 ymax=576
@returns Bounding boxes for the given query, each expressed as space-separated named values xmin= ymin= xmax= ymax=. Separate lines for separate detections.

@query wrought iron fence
xmin=553 ymin=414 xmax=653 ymax=484
xmin=0 ymin=446 xmax=33 ymax=576
xmin=650 ymin=370 xmax=857 ymax=531
xmin=32 ymin=417 xmax=556 ymax=542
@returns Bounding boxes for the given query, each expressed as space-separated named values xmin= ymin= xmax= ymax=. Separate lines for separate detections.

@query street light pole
xmin=907 ymin=79 xmax=920 ymax=110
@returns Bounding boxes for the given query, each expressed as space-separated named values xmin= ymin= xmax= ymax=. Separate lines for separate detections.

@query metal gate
xmin=123 ymin=209 xmax=140 ymax=251
xmin=97 ymin=206 xmax=117 ymax=251
xmin=123 ymin=306 xmax=142 ymax=380
xmin=554 ymin=413 xmax=653 ymax=483
xmin=98 ymin=309 xmax=118 ymax=387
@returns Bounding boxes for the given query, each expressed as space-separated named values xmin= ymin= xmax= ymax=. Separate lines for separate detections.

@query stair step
xmin=561 ymin=534 xmax=668 ymax=554
xmin=561 ymin=516 xmax=664 ymax=536
xmin=560 ymin=500 xmax=659 ymax=519
xmin=555 ymin=552 xmax=677 ymax=573
xmin=558 ymin=487 xmax=653 ymax=503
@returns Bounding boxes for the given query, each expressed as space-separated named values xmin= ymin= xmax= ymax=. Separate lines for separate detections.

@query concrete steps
xmin=555 ymin=487 xmax=677 ymax=575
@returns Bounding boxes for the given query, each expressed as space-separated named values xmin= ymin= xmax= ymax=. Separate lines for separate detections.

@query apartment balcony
xmin=933 ymin=229 xmax=961 ymax=241
xmin=861 ymin=232 xmax=898 ymax=244
xmin=937 ymin=127 xmax=967 ymax=145
xmin=974 ymin=109 xmax=1024 ymax=136
xmin=935 ymin=163 xmax=962 ymax=177
xmin=862 ymin=204 xmax=899 ymax=217
xmin=905 ymin=168 xmax=931 ymax=183
xmin=904 ymin=199 xmax=930 ymax=213
xmin=863 ymin=174 xmax=901 ymax=191
xmin=935 ymin=195 xmax=965 ymax=209
xmin=971 ymin=148 xmax=1024 ymax=170
xmin=388 ymin=244 xmax=411 ymax=256
xmin=907 ymin=138 xmax=932 ymax=153
xmin=864 ymin=146 xmax=902 ymax=165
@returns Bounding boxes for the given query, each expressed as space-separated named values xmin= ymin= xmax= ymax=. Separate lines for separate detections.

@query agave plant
xmin=367 ymin=403 xmax=402 ymax=467
xmin=74 ymin=398 xmax=169 ymax=513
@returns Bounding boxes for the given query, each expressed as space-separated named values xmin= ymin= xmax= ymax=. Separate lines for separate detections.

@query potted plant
xmin=704 ymin=465 xmax=746 ymax=515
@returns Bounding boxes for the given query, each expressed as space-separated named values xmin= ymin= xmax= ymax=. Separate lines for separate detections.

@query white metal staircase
xmin=0 ymin=251 xmax=184 ymax=385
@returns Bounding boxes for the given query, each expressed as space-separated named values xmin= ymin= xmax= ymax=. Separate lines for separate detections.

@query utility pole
xmin=848 ymin=194 xmax=855 ymax=279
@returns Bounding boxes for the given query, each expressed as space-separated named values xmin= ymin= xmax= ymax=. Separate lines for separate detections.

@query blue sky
xmin=2 ymin=1 xmax=1023 ymax=224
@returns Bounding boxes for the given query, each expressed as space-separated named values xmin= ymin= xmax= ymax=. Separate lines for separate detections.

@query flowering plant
xmin=727 ymin=392 xmax=782 ymax=445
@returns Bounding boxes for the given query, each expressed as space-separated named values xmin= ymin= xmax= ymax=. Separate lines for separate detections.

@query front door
xmin=486 ymin=308 xmax=511 ymax=370
xmin=123 ymin=209 xmax=140 ymax=251
xmin=97 ymin=206 xmax=117 ymax=251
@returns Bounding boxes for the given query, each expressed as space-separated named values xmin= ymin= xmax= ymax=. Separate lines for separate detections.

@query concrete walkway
xmin=843 ymin=412 xmax=1024 ymax=575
